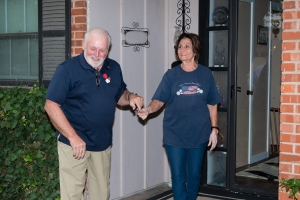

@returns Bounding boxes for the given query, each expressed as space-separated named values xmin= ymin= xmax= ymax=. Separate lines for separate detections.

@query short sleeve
xmin=45 ymin=65 xmax=70 ymax=105
xmin=207 ymin=72 xmax=221 ymax=105
xmin=151 ymin=72 xmax=171 ymax=103
xmin=114 ymin=70 xmax=127 ymax=102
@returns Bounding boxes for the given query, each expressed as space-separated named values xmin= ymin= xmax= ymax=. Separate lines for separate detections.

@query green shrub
xmin=0 ymin=85 xmax=59 ymax=200
xmin=280 ymin=178 xmax=300 ymax=199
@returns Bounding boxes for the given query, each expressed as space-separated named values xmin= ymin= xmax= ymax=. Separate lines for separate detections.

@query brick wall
xmin=279 ymin=0 xmax=300 ymax=199
xmin=70 ymin=1 xmax=88 ymax=198
xmin=71 ymin=0 xmax=87 ymax=57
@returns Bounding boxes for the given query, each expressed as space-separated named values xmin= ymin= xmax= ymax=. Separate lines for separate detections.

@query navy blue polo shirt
xmin=152 ymin=64 xmax=220 ymax=149
xmin=46 ymin=53 xmax=127 ymax=151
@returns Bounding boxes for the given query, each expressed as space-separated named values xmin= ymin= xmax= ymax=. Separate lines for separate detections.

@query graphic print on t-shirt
xmin=176 ymin=83 xmax=203 ymax=96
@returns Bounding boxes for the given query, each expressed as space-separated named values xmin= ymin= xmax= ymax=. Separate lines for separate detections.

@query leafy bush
xmin=0 ymin=85 xmax=59 ymax=200
xmin=280 ymin=178 xmax=300 ymax=199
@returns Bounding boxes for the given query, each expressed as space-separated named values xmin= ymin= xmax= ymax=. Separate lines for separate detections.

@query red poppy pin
xmin=103 ymin=73 xmax=111 ymax=83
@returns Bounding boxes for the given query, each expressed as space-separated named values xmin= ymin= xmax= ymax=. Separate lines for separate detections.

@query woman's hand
xmin=137 ymin=100 xmax=164 ymax=120
xmin=207 ymin=131 xmax=218 ymax=151
xmin=138 ymin=107 xmax=150 ymax=120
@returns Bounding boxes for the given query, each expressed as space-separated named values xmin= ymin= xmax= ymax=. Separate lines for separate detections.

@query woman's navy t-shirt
xmin=152 ymin=64 xmax=220 ymax=149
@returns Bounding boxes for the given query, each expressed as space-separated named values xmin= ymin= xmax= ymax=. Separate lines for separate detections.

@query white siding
xmin=88 ymin=0 xmax=199 ymax=199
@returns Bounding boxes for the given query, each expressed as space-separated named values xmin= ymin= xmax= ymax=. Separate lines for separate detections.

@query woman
xmin=138 ymin=33 xmax=220 ymax=200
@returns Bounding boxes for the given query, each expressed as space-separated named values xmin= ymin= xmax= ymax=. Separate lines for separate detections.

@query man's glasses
xmin=95 ymin=70 xmax=100 ymax=87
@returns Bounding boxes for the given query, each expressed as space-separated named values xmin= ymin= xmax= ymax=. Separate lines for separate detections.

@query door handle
xmin=231 ymin=85 xmax=242 ymax=99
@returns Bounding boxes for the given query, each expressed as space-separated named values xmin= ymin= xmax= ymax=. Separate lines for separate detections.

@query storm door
xmin=234 ymin=0 xmax=281 ymax=196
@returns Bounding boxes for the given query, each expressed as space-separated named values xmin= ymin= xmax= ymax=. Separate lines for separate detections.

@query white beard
xmin=85 ymin=55 xmax=105 ymax=69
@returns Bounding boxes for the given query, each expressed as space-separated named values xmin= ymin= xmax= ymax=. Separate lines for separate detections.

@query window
xmin=0 ymin=0 xmax=38 ymax=81
xmin=0 ymin=0 xmax=70 ymax=87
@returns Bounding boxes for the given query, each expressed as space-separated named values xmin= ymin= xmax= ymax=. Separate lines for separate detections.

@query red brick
xmin=72 ymin=24 xmax=87 ymax=31
xmin=291 ymin=53 xmax=300 ymax=61
xmin=296 ymin=105 xmax=300 ymax=113
xmin=278 ymin=191 xmax=293 ymax=200
xmin=282 ymin=52 xmax=291 ymax=61
xmin=295 ymin=64 xmax=300 ymax=72
xmin=282 ymin=11 xmax=295 ymax=20
xmin=281 ymin=84 xmax=296 ymax=93
xmin=71 ymin=32 xmax=75 ymax=39
xmin=282 ymin=52 xmax=300 ymax=62
xmin=281 ymin=124 xmax=294 ymax=133
xmin=282 ymin=32 xmax=300 ymax=41
xmin=71 ymin=40 xmax=83 ymax=46
xmin=74 ymin=48 xmax=83 ymax=55
xmin=280 ymin=153 xmax=300 ymax=163
xmin=283 ymin=21 xmax=297 ymax=30
xmin=283 ymin=1 xmax=296 ymax=10
xmin=282 ymin=74 xmax=300 ymax=82
xmin=282 ymin=42 xmax=296 ymax=51
xmin=279 ymin=163 xmax=293 ymax=173
xmin=297 ymin=125 xmax=300 ymax=133
xmin=281 ymin=95 xmax=300 ymax=103
xmin=295 ymin=145 xmax=300 ymax=153
xmin=72 ymin=8 xmax=87 ymax=16
xmin=281 ymin=63 xmax=295 ymax=71
xmin=295 ymin=165 xmax=300 ymax=174
xmin=74 ymin=1 xmax=87 ymax=8
xmin=281 ymin=133 xmax=300 ymax=143
xmin=279 ymin=173 xmax=300 ymax=180
xmin=281 ymin=104 xmax=294 ymax=113
xmin=75 ymin=16 xmax=87 ymax=23
xmin=75 ymin=32 xmax=85 ymax=39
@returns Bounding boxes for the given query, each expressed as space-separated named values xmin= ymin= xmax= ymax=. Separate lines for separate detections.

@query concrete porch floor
xmin=119 ymin=183 xmax=226 ymax=200
xmin=120 ymin=183 xmax=171 ymax=200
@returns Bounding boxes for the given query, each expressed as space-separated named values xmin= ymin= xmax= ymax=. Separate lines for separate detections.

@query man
xmin=44 ymin=28 xmax=143 ymax=200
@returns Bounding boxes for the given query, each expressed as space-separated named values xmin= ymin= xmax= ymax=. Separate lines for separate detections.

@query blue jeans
xmin=165 ymin=143 xmax=208 ymax=200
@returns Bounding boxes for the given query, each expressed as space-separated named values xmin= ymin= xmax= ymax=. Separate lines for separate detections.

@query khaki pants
xmin=58 ymin=141 xmax=111 ymax=200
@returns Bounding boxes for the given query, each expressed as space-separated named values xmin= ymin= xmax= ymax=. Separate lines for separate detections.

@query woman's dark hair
xmin=174 ymin=33 xmax=202 ymax=63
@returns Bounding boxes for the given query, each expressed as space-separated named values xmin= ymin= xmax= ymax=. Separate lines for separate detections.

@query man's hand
xmin=129 ymin=94 xmax=144 ymax=111
xmin=69 ymin=135 xmax=86 ymax=159
xmin=44 ymin=99 xmax=86 ymax=159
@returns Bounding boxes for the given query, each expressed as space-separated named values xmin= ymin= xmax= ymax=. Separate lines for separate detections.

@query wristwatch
xmin=127 ymin=92 xmax=137 ymax=101
xmin=211 ymin=126 xmax=219 ymax=131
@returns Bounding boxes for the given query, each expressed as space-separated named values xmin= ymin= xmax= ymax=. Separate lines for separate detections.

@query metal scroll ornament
xmin=121 ymin=22 xmax=150 ymax=52
xmin=176 ymin=0 xmax=191 ymax=32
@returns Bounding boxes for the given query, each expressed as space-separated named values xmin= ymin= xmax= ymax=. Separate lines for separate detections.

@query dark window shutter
xmin=39 ymin=0 xmax=71 ymax=87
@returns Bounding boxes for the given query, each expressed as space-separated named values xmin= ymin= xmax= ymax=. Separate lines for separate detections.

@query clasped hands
xmin=128 ymin=95 xmax=149 ymax=120
xmin=128 ymin=94 xmax=144 ymax=111
xmin=137 ymin=107 xmax=150 ymax=120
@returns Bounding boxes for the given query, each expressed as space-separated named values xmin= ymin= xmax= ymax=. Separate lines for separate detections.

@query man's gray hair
xmin=84 ymin=28 xmax=111 ymax=49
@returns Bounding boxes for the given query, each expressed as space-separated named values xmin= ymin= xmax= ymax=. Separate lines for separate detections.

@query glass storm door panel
xmin=235 ymin=0 xmax=281 ymax=187
xmin=236 ymin=0 xmax=255 ymax=169
xmin=236 ymin=0 xmax=272 ymax=167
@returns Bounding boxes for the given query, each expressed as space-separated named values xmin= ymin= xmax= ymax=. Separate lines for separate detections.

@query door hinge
xmin=247 ymin=90 xmax=253 ymax=95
